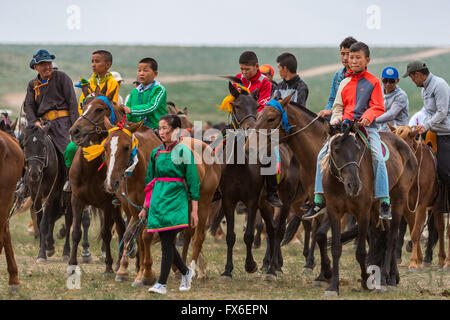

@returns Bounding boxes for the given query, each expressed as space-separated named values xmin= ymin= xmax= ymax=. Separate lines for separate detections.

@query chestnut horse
xmin=68 ymin=85 xmax=126 ymax=274
xmin=254 ymin=96 xmax=418 ymax=295
xmin=0 ymin=129 xmax=23 ymax=290
xmin=389 ymin=124 xmax=449 ymax=271
xmin=102 ymin=119 xmax=221 ymax=283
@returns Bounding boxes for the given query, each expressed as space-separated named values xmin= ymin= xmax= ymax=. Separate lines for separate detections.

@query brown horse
xmin=68 ymin=85 xmax=126 ymax=275
xmin=254 ymin=96 xmax=418 ymax=295
xmin=102 ymin=119 xmax=221 ymax=283
xmin=389 ymin=124 xmax=449 ymax=271
xmin=0 ymin=130 xmax=23 ymax=290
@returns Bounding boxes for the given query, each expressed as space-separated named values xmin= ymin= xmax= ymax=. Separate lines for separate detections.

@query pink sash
xmin=144 ymin=177 xmax=184 ymax=208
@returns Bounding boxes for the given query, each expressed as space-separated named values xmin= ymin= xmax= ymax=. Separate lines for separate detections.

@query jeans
xmin=314 ymin=127 xmax=390 ymax=199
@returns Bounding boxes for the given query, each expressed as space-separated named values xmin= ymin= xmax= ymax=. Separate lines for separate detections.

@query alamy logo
xmin=66 ymin=265 xmax=81 ymax=290
xmin=366 ymin=265 xmax=381 ymax=290
xmin=67 ymin=5 xmax=81 ymax=30
xmin=366 ymin=5 xmax=381 ymax=30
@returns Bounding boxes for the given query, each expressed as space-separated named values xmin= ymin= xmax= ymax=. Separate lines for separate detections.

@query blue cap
xmin=381 ymin=66 xmax=399 ymax=79
xmin=29 ymin=49 xmax=55 ymax=70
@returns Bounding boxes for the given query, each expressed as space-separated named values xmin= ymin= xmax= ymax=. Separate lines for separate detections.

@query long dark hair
xmin=160 ymin=114 xmax=182 ymax=129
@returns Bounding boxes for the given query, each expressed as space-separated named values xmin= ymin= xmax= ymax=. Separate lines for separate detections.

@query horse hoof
xmin=245 ymin=262 xmax=258 ymax=274
xmin=143 ymin=277 xmax=156 ymax=286
xmin=324 ymin=290 xmax=338 ymax=297
xmin=8 ymin=284 xmax=19 ymax=293
xmin=46 ymin=249 xmax=55 ymax=257
xmin=81 ymin=255 xmax=92 ymax=264
xmin=422 ymin=262 xmax=432 ymax=268
xmin=132 ymin=280 xmax=144 ymax=288
xmin=409 ymin=267 xmax=418 ymax=273
xmin=302 ymin=267 xmax=314 ymax=274
xmin=115 ymin=274 xmax=128 ymax=282
xmin=66 ymin=265 xmax=80 ymax=278
xmin=61 ymin=255 xmax=70 ymax=262
xmin=220 ymin=275 xmax=232 ymax=281
xmin=264 ymin=274 xmax=277 ymax=282
xmin=313 ymin=281 xmax=329 ymax=288
xmin=388 ymin=286 xmax=397 ymax=292
xmin=36 ymin=258 xmax=47 ymax=264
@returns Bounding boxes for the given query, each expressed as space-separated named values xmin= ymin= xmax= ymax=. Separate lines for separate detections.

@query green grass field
xmin=1 ymin=44 xmax=449 ymax=124
xmin=0 ymin=209 xmax=448 ymax=300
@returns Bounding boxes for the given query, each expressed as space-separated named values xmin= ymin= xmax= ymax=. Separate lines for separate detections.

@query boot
xmin=63 ymin=167 xmax=71 ymax=192
xmin=266 ymin=174 xmax=282 ymax=207
xmin=302 ymin=202 xmax=326 ymax=220
xmin=379 ymin=202 xmax=392 ymax=220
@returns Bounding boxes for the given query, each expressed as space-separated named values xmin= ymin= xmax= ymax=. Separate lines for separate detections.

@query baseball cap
xmin=402 ymin=60 xmax=428 ymax=78
xmin=111 ymin=71 xmax=124 ymax=82
xmin=381 ymin=67 xmax=399 ymax=79
xmin=260 ymin=64 xmax=274 ymax=77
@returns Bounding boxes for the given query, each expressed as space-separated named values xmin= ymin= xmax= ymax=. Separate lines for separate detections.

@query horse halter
xmin=80 ymin=97 xmax=116 ymax=135
xmin=328 ymin=133 xmax=367 ymax=183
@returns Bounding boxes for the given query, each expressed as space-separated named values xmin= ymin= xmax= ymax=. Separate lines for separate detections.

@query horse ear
xmin=280 ymin=93 xmax=294 ymax=109
xmin=0 ymin=120 xmax=5 ymax=131
xmin=106 ymin=86 xmax=116 ymax=102
xmin=351 ymin=120 xmax=359 ymax=133
xmin=325 ymin=119 xmax=332 ymax=135
xmin=167 ymin=106 xmax=175 ymax=114
xmin=183 ymin=107 xmax=188 ymax=116
xmin=104 ymin=116 xmax=114 ymax=131
xmin=251 ymin=88 xmax=259 ymax=101
xmin=387 ymin=123 xmax=396 ymax=133
xmin=228 ymin=82 xmax=240 ymax=99
xmin=81 ymin=84 xmax=92 ymax=98
xmin=10 ymin=119 xmax=17 ymax=131
xmin=409 ymin=127 xmax=421 ymax=138
xmin=128 ymin=120 xmax=143 ymax=133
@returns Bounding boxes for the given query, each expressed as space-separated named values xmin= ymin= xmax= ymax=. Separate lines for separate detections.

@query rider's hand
xmin=124 ymin=107 xmax=132 ymax=114
xmin=358 ymin=118 xmax=371 ymax=127
xmin=416 ymin=125 xmax=426 ymax=134
xmin=34 ymin=121 xmax=43 ymax=128
xmin=138 ymin=207 xmax=148 ymax=220
xmin=318 ymin=109 xmax=332 ymax=118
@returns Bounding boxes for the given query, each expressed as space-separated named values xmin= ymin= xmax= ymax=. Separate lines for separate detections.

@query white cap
xmin=52 ymin=62 xmax=59 ymax=70
xmin=111 ymin=71 xmax=124 ymax=82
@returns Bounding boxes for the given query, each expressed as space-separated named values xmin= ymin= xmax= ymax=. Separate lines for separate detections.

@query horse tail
xmin=209 ymin=205 xmax=225 ymax=237
xmin=327 ymin=223 xmax=359 ymax=247
xmin=281 ymin=215 xmax=301 ymax=246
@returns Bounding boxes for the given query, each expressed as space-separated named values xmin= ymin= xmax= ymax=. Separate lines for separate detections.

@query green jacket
xmin=126 ymin=81 xmax=167 ymax=129
xmin=145 ymin=141 xmax=200 ymax=233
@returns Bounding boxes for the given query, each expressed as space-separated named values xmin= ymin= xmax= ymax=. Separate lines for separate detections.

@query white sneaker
xmin=148 ymin=283 xmax=167 ymax=295
xmin=179 ymin=268 xmax=194 ymax=291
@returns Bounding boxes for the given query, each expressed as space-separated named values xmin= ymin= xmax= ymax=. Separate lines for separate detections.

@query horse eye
xmin=124 ymin=145 xmax=130 ymax=152
xmin=268 ymin=118 xmax=275 ymax=122
xmin=95 ymin=108 xmax=103 ymax=113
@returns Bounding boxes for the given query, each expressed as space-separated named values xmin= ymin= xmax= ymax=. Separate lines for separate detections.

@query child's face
xmin=240 ymin=64 xmax=259 ymax=80
xmin=349 ymin=50 xmax=370 ymax=73
xmin=91 ymin=54 xmax=111 ymax=76
xmin=137 ymin=63 xmax=157 ymax=85
xmin=277 ymin=63 xmax=289 ymax=80
xmin=340 ymin=47 xmax=351 ymax=69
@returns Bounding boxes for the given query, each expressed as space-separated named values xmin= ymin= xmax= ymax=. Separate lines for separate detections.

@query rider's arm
xmin=24 ymin=81 xmax=39 ymax=125
xmin=130 ymin=86 xmax=167 ymax=117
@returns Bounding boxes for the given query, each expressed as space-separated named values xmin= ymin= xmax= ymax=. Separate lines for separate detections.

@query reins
xmin=406 ymin=136 xmax=424 ymax=214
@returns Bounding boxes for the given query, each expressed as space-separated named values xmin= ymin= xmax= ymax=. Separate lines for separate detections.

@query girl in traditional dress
xmin=139 ymin=114 xmax=200 ymax=295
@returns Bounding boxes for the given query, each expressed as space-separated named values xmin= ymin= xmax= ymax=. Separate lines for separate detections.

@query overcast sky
xmin=1 ymin=0 xmax=449 ymax=46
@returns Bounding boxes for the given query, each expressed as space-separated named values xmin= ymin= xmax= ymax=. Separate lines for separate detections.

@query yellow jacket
xmin=78 ymin=72 xmax=119 ymax=115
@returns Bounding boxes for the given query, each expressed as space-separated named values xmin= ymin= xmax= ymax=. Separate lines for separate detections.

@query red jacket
xmin=332 ymin=69 xmax=385 ymax=127
xmin=235 ymin=70 xmax=272 ymax=112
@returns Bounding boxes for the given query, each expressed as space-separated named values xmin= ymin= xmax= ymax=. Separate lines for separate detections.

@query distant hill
xmin=1 ymin=44 xmax=449 ymax=124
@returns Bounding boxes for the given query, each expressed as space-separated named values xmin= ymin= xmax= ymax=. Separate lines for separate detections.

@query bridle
xmin=328 ymin=133 xmax=367 ymax=184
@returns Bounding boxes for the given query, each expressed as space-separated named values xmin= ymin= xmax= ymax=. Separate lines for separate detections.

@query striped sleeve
xmin=131 ymin=85 xmax=167 ymax=116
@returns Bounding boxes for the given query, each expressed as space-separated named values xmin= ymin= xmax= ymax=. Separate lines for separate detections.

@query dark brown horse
xmin=389 ymin=124 xmax=449 ymax=271
xmin=219 ymin=82 xmax=308 ymax=280
xmin=0 ymin=129 xmax=23 ymax=290
xmin=254 ymin=96 xmax=418 ymax=295
xmin=68 ymin=85 xmax=126 ymax=275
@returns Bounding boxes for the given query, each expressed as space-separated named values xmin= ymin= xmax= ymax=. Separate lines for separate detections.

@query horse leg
xmin=141 ymin=231 xmax=156 ymax=286
xmin=3 ymin=223 xmax=19 ymax=290
xmin=81 ymin=208 xmax=92 ymax=263
xmin=112 ymin=206 xmax=126 ymax=272
xmin=424 ymin=211 xmax=437 ymax=265
xmin=116 ymin=208 xmax=135 ymax=283
xmin=314 ymin=216 xmax=332 ymax=286
xmin=62 ymin=194 xmax=72 ymax=261
xmin=68 ymin=196 xmax=84 ymax=274
xmin=45 ymin=195 xmax=61 ymax=258
xmin=324 ymin=208 xmax=342 ymax=296
xmin=395 ymin=216 xmax=408 ymax=265
xmin=356 ymin=214 xmax=370 ymax=290
xmin=221 ymin=197 xmax=237 ymax=279
xmin=304 ymin=219 xmax=318 ymax=271
xmin=100 ymin=204 xmax=116 ymax=274
xmin=189 ymin=198 xmax=210 ymax=279
xmin=270 ymin=203 xmax=291 ymax=275
xmin=383 ymin=203 xmax=402 ymax=289
xmin=37 ymin=203 xmax=49 ymax=263
xmin=253 ymin=211 xmax=263 ymax=249
xmin=433 ymin=211 xmax=447 ymax=268
xmin=243 ymin=199 xmax=258 ymax=274
xmin=409 ymin=206 xmax=427 ymax=271
xmin=258 ymin=202 xmax=275 ymax=276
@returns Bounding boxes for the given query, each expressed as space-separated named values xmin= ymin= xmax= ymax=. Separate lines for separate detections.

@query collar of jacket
xmin=285 ymin=74 xmax=300 ymax=85
xmin=345 ymin=68 xmax=368 ymax=80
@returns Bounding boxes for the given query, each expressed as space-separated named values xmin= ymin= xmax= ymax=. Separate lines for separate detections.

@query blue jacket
xmin=325 ymin=67 xmax=347 ymax=110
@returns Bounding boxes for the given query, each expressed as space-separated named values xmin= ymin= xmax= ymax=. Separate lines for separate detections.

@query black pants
xmin=158 ymin=229 xmax=188 ymax=285
xmin=436 ymin=135 xmax=450 ymax=212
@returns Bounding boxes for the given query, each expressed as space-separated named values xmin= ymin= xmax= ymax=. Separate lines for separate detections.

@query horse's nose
xmin=70 ymin=127 xmax=80 ymax=139
xmin=106 ymin=179 xmax=120 ymax=193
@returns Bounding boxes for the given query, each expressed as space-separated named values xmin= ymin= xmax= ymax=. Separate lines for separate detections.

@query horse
xmin=218 ymin=82 xmax=308 ymax=280
xmin=22 ymin=123 xmax=72 ymax=263
xmin=0 ymin=129 xmax=23 ymax=290
xmin=68 ymin=84 xmax=126 ymax=274
xmin=389 ymin=124 xmax=449 ymax=271
xmin=253 ymin=96 xmax=418 ymax=295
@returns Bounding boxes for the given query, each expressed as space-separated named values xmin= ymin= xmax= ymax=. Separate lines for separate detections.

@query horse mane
xmin=289 ymin=102 xmax=325 ymax=124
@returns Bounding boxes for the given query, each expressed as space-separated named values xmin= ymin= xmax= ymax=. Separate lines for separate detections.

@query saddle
xmin=356 ymin=126 xmax=389 ymax=161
